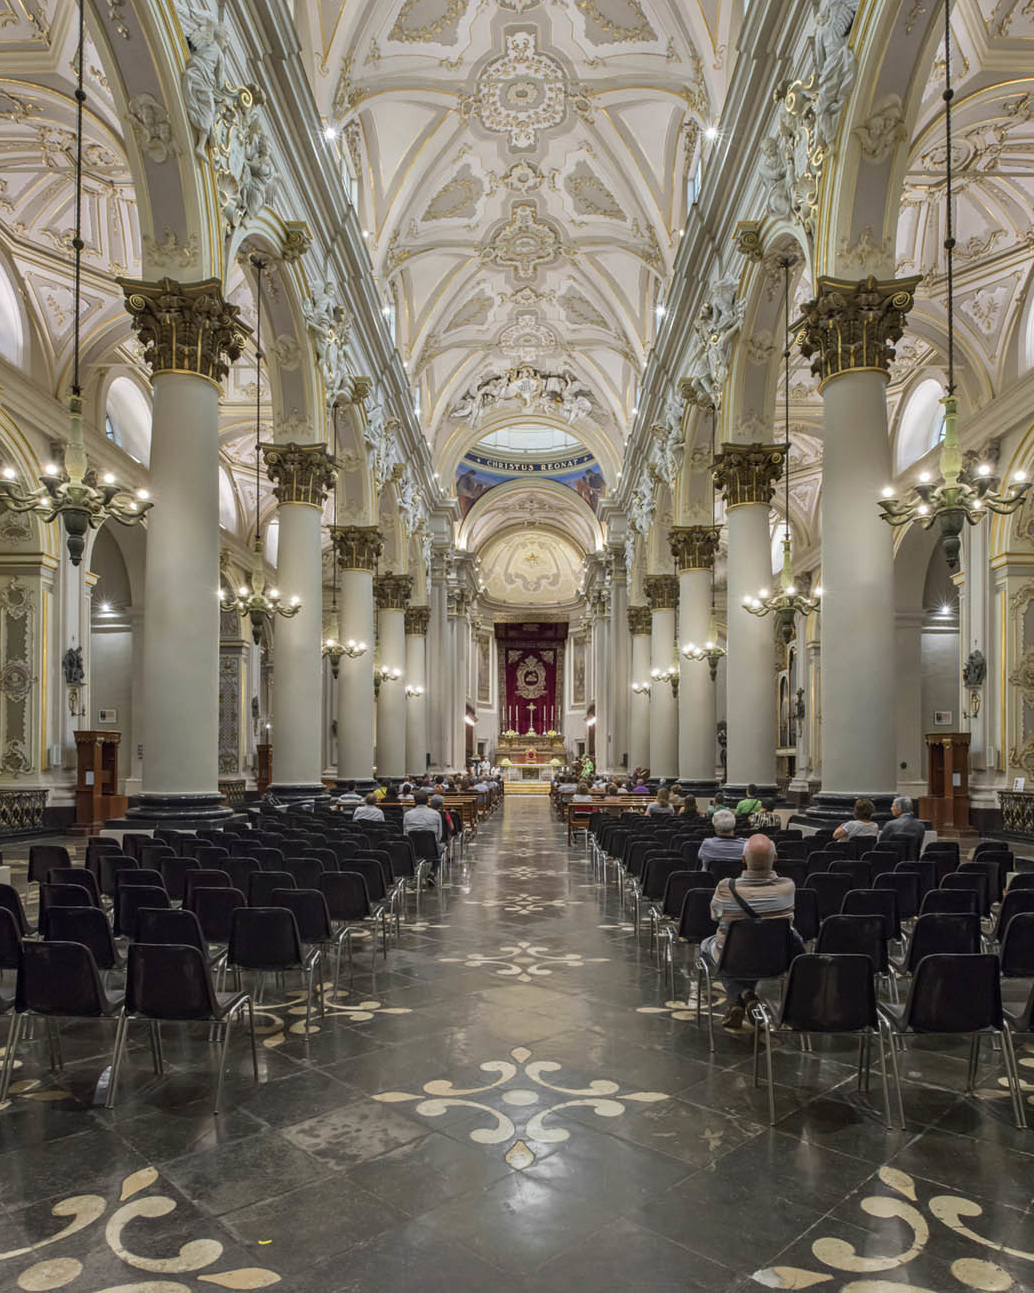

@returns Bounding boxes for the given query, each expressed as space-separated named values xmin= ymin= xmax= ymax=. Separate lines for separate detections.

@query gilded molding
xmin=331 ymin=525 xmax=382 ymax=571
xmin=118 ymin=276 xmax=250 ymax=383
xmin=670 ymin=525 xmax=721 ymax=572
xmin=733 ymin=220 xmax=764 ymax=262
xmin=712 ymin=442 xmax=785 ymax=508
xmin=375 ymin=573 xmax=413 ymax=611
xmin=644 ymin=574 xmax=679 ymax=611
xmin=262 ymin=442 xmax=335 ymax=507
xmin=404 ymin=605 xmax=431 ymax=635
xmin=281 ymin=221 xmax=312 ymax=263
xmin=627 ymin=605 xmax=652 ymax=636
xmin=797 ymin=274 xmax=921 ymax=387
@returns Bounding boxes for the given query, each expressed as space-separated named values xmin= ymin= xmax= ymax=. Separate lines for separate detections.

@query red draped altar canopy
xmin=495 ymin=622 xmax=567 ymax=735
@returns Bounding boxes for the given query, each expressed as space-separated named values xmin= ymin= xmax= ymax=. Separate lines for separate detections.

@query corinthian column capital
xmin=331 ymin=525 xmax=382 ymax=571
xmin=375 ymin=573 xmax=413 ymax=611
xmin=404 ymin=605 xmax=431 ymax=636
xmin=670 ymin=525 xmax=721 ymax=572
xmin=627 ymin=605 xmax=652 ymax=636
xmin=118 ymin=276 xmax=250 ymax=384
xmin=712 ymin=442 xmax=785 ymax=509
xmin=262 ymin=442 xmax=336 ymax=507
xmin=797 ymin=274 xmax=921 ymax=388
xmin=644 ymin=574 xmax=679 ymax=611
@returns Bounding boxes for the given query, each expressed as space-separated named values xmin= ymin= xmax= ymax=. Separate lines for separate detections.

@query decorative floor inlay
xmin=752 ymin=1166 xmax=1034 ymax=1291
xmin=636 ymin=990 xmax=727 ymax=1022
xmin=438 ymin=939 xmax=608 ymax=982
xmin=463 ymin=893 xmax=582 ymax=915
xmin=0 ymin=1168 xmax=281 ymax=1289
xmin=253 ymin=983 xmax=412 ymax=1046
xmin=374 ymin=1044 xmax=667 ymax=1169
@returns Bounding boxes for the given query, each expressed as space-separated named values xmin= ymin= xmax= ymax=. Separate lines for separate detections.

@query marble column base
xmin=267 ymin=782 xmax=332 ymax=803
xmin=721 ymin=782 xmax=778 ymax=803
xmin=334 ymin=777 xmax=381 ymax=794
xmin=114 ymin=792 xmax=235 ymax=829
xmin=674 ymin=778 xmax=719 ymax=798
xmin=798 ymin=791 xmax=896 ymax=828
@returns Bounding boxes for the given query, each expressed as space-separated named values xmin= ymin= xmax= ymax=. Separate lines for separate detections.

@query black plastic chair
xmin=345 ymin=859 xmax=392 ymax=953
xmin=920 ymin=887 xmax=979 ymax=917
xmin=116 ymin=868 xmax=166 ymax=891
xmin=1006 ymin=874 xmax=1034 ymax=893
xmin=134 ymin=907 xmax=225 ymax=976
xmin=107 ymin=942 xmax=257 ymax=1115
xmin=114 ymin=883 xmax=170 ymax=941
xmin=154 ymin=854 xmax=200 ymax=904
xmin=0 ymin=941 xmax=124 ymax=1104
xmin=183 ymin=869 xmax=232 ymax=910
xmin=696 ymin=917 xmax=794 ymax=1052
xmin=663 ymin=888 xmax=717 ymax=1002
xmin=753 ymin=953 xmax=900 ymax=1127
xmin=958 ymin=861 xmax=1003 ymax=909
xmin=776 ymin=860 xmax=808 ymax=890
xmin=941 ymin=870 xmax=990 ymax=917
xmin=875 ymin=871 xmax=919 ymax=922
xmin=989 ymin=889 xmax=1034 ymax=946
xmin=121 ymin=833 xmax=152 ymax=861
xmin=706 ymin=858 xmax=744 ymax=885
xmin=271 ymin=888 xmax=353 ymax=994
xmin=139 ymin=841 xmax=176 ymax=870
xmin=283 ymin=857 xmax=325 ymax=891
xmin=28 ymin=845 xmax=71 ymax=886
xmin=842 ymin=887 xmax=901 ymax=944
xmin=808 ymin=872 xmax=854 ymax=922
xmin=891 ymin=911 xmax=981 ymax=977
xmin=191 ymin=886 xmax=247 ymax=952
xmin=861 ymin=849 xmax=901 ymax=879
xmin=880 ymin=953 xmax=1025 ymax=1129
xmin=640 ymin=857 xmax=688 ymax=942
xmin=0 ymin=906 xmax=21 ymax=982
xmin=320 ymin=871 xmax=379 ymax=974
xmin=895 ymin=860 xmax=938 ymax=901
xmin=46 ymin=867 xmax=102 ymax=906
xmin=248 ymin=870 xmax=296 ymax=907
xmin=44 ymin=905 xmax=122 ymax=975
xmin=195 ymin=845 xmax=231 ymax=870
xmin=829 ymin=858 xmax=872 ymax=890
xmin=38 ymin=882 xmax=96 ymax=936
xmin=794 ymin=888 xmax=820 ymax=945
xmin=227 ymin=907 xmax=320 ymax=1036
xmin=221 ymin=856 xmax=261 ymax=894
xmin=1000 ymin=911 xmax=1034 ymax=981
xmin=0 ymin=883 xmax=32 ymax=938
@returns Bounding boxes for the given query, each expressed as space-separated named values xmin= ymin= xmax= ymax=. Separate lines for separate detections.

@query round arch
xmin=458 ymin=477 xmax=603 ymax=557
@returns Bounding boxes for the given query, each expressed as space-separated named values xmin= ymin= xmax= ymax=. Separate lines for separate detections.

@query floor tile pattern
xmin=0 ymin=802 xmax=1032 ymax=1291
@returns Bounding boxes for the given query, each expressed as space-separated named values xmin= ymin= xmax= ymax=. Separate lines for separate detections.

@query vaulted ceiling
xmin=301 ymin=0 xmax=736 ymax=560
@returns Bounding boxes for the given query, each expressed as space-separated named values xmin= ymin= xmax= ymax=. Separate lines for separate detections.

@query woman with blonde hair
xmin=648 ymin=785 xmax=675 ymax=816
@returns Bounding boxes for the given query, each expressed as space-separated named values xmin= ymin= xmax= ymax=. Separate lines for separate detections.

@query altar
xmin=496 ymin=733 xmax=567 ymax=780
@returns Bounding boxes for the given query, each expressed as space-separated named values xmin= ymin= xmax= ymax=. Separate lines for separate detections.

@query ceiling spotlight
xmin=704 ymin=124 xmax=719 ymax=142
xmin=323 ymin=125 xmax=338 ymax=141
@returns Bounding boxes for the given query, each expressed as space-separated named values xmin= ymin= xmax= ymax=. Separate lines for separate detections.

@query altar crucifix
xmin=526 ymin=704 xmax=536 ymax=735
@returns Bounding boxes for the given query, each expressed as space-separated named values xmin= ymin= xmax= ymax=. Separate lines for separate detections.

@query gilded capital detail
xmin=670 ymin=526 xmax=720 ymax=572
xmin=627 ymin=605 xmax=652 ymax=636
xmin=262 ymin=442 xmax=336 ymax=507
xmin=118 ymin=276 xmax=250 ymax=382
xmin=404 ymin=605 xmax=431 ymax=636
xmin=644 ymin=574 xmax=679 ymax=611
xmin=375 ymin=573 xmax=413 ymax=611
xmin=331 ymin=525 xmax=382 ymax=571
xmin=712 ymin=442 xmax=784 ymax=508
xmin=797 ymin=274 xmax=921 ymax=387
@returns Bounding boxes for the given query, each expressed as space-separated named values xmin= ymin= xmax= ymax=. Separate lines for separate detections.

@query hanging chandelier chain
xmin=253 ymin=255 xmax=264 ymax=543
xmin=72 ymin=0 xmax=85 ymax=396
xmin=943 ymin=0 xmax=955 ymax=396
xmin=783 ymin=257 xmax=791 ymax=541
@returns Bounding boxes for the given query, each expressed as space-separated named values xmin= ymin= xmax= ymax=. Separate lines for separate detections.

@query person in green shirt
xmin=734 ymin=782 xmax=763 ymax=816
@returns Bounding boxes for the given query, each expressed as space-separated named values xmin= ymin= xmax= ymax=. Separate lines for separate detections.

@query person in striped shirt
xmin=701 ymin=834 xmax=796 ymax=1029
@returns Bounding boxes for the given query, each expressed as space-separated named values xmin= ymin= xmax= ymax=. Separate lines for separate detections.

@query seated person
xmin=647 ymin=786 xmax=675 ymax=816
xmin=381 ymin=780 xmax=400 ymax=803
xmin=734 ymin=783 xmax=763 ymax=817
xmin=605 ymin=782 xmax=620 ymax=796
xmin=403 ymin=788 xmax=444 ymax=883
xmin=878 ymin=795 xmax=926 ymax=859
xmin=706 ymin=791 xmax=726 ymax=819
xmin=335 ymin=780 xmax=362 ymax=807
xmin=353 ymin=793 xmax=385 ymax=823
xmin=698 ymin=809 xmax=746 ymax=866
xmin=750 ymin=798 xmax=780 ymax=829
xmin=570 ymin=781 xmax=594 ymax=804
xmin=679 ymin=794 xmax=702 ymax=819
xmin=834 ymin=796 xmax=879 ymax=843
xmin=631 ymin=773 xmax=650 ymax=794
xmin=700 ymin=834 xmax=796 ymax=1029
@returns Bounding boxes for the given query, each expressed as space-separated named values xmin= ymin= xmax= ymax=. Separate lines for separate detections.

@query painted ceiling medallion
xmin=481 ymin=202 xmax=563 ymax=280
xmin=473 ymin=30 xmax=567 ymax=149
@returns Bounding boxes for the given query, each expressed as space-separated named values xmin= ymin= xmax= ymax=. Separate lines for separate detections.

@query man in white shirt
xmin=335 ymin=780 xmax=363 ymax=807
xmin=353 ymin=793 xmax=385 ymax=823
xmin=403 ymin=788 xmax=444 ymax=884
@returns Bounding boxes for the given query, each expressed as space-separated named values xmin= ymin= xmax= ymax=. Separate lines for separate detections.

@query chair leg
xmin=148 ymin=1020 xmax=164 ymax=1075
xmin=0 ymin=1012 xmax=24 ymax=1104
xmin=213 ymin=1012 xmax=234 ymax=1115
xmin=759 ymin=1011 xmax=776 ymax=1126
xmin=882 ymin=1019 xmax=906 ymax=1129
xmin=998 ymin=1027 xmax=1027 ymax=1130
xmin=105 ymin=1011 xmax=128 ymax=1110
xmin=245 ymin=998 xmax=258 ymax=1083
xmin=873 ymin=1025 xmax=893 ymax=1129
xmin=966 ymin=1033 xmax=981 ymax=1092
xmin=45 ymin=1017 xmax=61 ymax=1072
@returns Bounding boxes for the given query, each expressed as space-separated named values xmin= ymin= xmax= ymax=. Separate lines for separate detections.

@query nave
xmin=1 ymin=798 xmax=1032 ymax=1293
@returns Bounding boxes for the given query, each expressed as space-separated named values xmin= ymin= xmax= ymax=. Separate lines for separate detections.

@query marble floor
xmin=1 ymin=799 xmax=1033 ymax=1292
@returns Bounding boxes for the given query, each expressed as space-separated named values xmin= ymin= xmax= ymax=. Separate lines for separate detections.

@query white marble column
xmin=645 ymin=575 xmax=678 ymax=777
xmin=672 ymin=527 xmax=720 ymax=790
xmin=427 ymin=557 xmax=448 ymax=770
xmin=404 ymin=605 xmax=430 ymax=776
xmin=609 ymin=553 xmax=629 ymax=772
xmin=332 ymin=526 xmax=381 ymax=784
xmin=628 ymin=606 xmax=651 ymax=773
xmin=446 ymin=592 xmax=472 ymax=771
xmin=714 ymin=443 xmax=784 ymax=796
xmin=264 ymin=443 xmax=335 ymax=796
xmin=120 ymin=276 xmax=248 ymax=823
xmin=799 ymin=276 xmax=918 ymax=816
xmin=374 ymin=574 xmax=410 ymax=781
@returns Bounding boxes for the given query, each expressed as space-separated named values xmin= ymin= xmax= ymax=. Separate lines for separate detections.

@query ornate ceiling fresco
xmin=301 ymin=0 xmax=734 ymax=578
xmin=479 ymin=524 xmax=586 ymax=605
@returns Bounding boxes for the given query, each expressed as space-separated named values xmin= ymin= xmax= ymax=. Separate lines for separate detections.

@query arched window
xmin=104 ymin=377 xmax=152 ymax=466
xmin=895 ymin=378 xmax=946 ymax=474
xmin=0 ymin=261 xmax=24 ymax=367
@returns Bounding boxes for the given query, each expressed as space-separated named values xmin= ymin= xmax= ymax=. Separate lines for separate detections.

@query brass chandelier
xmin=877 ymin=0 xmax=1029 ymax=567
xmin=0 ymin=0 xmax=152 ymax=564
xmin=221 ymin=256 xmax=300 ymax=643
xmin=743 ymin=256 xmax=820 ymax=643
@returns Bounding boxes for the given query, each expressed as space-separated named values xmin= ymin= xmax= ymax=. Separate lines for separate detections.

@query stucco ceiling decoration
xmin=450 ymin=366 xmax=596 ymax=425
xmin=480 ymin=200 xmax=566 ymax=279
xmin=389 ymin=0 xmax=467 ymax=45
xmin=480 ymin=526 xmax=585 ymax=603
xmin=499 ymin=309 xmax=559 ymax=362
xmin=423 ymin=163 xmax=484 ymax=220
xmin=466 ymin=29 xmax=568 ymax=150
